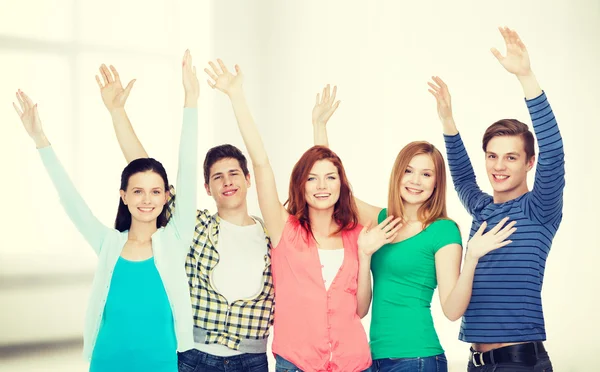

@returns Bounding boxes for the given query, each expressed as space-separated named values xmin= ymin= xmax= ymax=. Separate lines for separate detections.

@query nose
xmin=317 ymin=178 xmax=326 ymax=190
xmin=409 ymin=172 xmax=421 ymax=185
xmin=223 ymin=174 xmax=233 ymax=186
xmin=493 ymin=158 xmax=506 ymax=170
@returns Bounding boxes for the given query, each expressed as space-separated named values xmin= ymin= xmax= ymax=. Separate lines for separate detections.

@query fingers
xmin=217 ymin=58 xmax=228 ymax=74
xmin=474 ymin=221 xmax=487 ymax=237
xmin=204 ymin=68 xmax=218 ymax=83
xmin=321 ymin=85 xmax=327 ymax=104
xmin=12 ymin=102 xmax=23 ymax=117
xmin=123 ymin=79 xmax=136 ymax=99
xmin=315 ymin=93 xmax=320 ymax=105
xmin=489 ymin=216 xmax=510 ymax=234
xmin=19 ymin=90 xmax=33 ymax=110
xmin=99 ymin=64 xmax=110 ymax=85
xmin=330 ymin=85 xmax=337 ymax=103
xmin=109 ymin=65 xmax=121 ymax=85
xmin=206 ymin=79 xmax=216 ymax=89
xmin=208 ymin=61 xmax=222 ymax=76
xmin=15 ymin=90 xmax=25 ymax=110
xmin=490 ymin=47 xmax=503 ymax=62
xmin=95 ymin=75 xmax=103 ymax=89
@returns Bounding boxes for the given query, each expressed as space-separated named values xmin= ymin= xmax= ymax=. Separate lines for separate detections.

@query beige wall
xmin=1 ymin=1 xmax=598 ymax=371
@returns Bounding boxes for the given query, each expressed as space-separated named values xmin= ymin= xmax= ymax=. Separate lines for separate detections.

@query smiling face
xmin=485 ymin=135 xmax=535 ymax=203
xmin=399 ymin=153 xmax=436 ymax=207
xmin=120 ymin=170 xmax=169 ymax=224
xmin=304 ymin=159 xmax=341 ymax=212
xmin=205 ymin=157 xmax=251 ymax=212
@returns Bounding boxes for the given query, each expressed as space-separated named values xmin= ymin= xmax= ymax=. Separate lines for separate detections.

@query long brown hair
xmin=284 ymin=146 xmax=358 ymax=235
xmin=387 ymin=141 xmax=448 ymax=228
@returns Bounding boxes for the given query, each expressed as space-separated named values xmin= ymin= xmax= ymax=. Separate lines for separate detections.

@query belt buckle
xmin=472 ymin=351 xmax=485 ymax=367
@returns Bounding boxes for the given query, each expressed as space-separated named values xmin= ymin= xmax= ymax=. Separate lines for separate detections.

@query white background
xmin=0 ymin=1 xmax=598 ymax=371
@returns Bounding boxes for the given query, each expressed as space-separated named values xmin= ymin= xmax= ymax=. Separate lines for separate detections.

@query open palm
xmin=312 ymin=84 xmax=340 ymax=125
xmin=204 ymin=59 xmax=243 ymax=95
xmin=95 ymin=64 xmax=135 ymax=111
xmin=491 ymin=27 xmax=532 ymax=76
xmin=13 ymin=90 xmax=44 ymax=139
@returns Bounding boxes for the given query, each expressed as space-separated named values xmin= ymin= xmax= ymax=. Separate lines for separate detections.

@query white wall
xmin=1 ymin=1 xmax=598 ymax=371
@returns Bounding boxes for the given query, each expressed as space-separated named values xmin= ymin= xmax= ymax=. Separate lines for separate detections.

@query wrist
xmin=109 ymin=107 xmax=127 ymax=117
xmin=312 ymin=120 xmax=326 ymax=127
xmin=33 ymin=133 xmax=50 ymax=149
xmin=463 ymin=253 xmax=479 ymax=267
xmin=227 ymin=88 xmax=244 ymax=100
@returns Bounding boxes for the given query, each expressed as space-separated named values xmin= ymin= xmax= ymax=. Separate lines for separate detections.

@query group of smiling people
xmin=14 ymin=27 xmax=563 ymax=372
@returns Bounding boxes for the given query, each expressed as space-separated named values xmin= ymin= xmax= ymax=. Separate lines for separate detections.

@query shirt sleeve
xmin=166 ymin=108 xmax=199 ymax=253
xmin=431 ymin=219 xmax=462 ymax=254
xmin=444 ymin=133 xmax=493 ymax=217
xmin=525 ymin=92 xmax=565 ymax=228
xmin=38 ymin=146 xmax=111 ymax=255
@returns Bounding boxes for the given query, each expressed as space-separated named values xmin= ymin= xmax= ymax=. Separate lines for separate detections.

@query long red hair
xmin=284 ymin=146 xmax=358 ymax=235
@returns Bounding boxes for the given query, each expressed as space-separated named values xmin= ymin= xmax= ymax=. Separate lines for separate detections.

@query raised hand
xmin=182 ymin=50 xmax=200 ymax=107
xmin=491 ymin=27 xmax=532 ymax=77
xmin=466 ymin=217 xmax=517 ymax=261
xmin=312 ymin=84 xmax=340 ymax=126
xmin=13 ymin=89 xmax=48 ymax=148
xmin=204 ymin=59 xmax=243 ymax=96
xmin=427 ymin=76 xmax=454 ymax=125
xmin=95 ymin=64 xmax=135 ymax=112
xmin=358 ymin=216 xmax=403 ymax=257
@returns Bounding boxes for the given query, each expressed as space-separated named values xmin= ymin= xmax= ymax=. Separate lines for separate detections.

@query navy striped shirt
xmin=444 ymin=92 xmax=565 ymax=343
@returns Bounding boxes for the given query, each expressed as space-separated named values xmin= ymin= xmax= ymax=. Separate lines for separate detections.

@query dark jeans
xmin=178 ymin=349 xmax=268 ymax=372
xmin=275 ymin=354 xmax=375 ymax=372
xmin=373 ymin=353 xmax=447 ymax=372
xmin=467 ymin=348 xmax=553 ymax=371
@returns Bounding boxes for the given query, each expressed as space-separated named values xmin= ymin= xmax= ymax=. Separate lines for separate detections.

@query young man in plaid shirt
xmin=96 ymin=61 xmax=274 ymax=372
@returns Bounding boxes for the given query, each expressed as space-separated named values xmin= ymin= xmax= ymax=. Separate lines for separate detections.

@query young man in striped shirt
xmin=428 ymin=27 xmax=565 ymax=371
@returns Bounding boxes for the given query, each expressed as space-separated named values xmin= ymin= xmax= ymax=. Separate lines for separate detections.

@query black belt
xmin=469 ymin=342 xmax=546 ymax=367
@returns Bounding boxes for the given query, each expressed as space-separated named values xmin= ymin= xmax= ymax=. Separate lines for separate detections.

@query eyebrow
xmin=486 ymin=151 xmax=521 ymax=156
xmin=308 ymin=172 xmax=338 ymax=176
xmin=407 ymin=165 xmax=434 ymax=172
xmin=212 ymin=169 xmax=241 ymax=177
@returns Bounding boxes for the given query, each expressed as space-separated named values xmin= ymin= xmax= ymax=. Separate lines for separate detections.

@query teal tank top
xmin=90 ymin=256 xmax=177 ymax=372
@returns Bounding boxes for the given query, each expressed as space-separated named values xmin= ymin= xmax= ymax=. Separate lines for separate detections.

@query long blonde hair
xmin=387 ymin=141 xmax=448 ymax=227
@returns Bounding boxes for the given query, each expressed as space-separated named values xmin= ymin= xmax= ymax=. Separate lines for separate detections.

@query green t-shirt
xmin=369 ymin=209 xmax=462 ymax=359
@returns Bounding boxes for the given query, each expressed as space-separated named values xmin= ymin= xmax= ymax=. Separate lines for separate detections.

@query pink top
xmin=271 ymin=216 xmax=372 ymax=372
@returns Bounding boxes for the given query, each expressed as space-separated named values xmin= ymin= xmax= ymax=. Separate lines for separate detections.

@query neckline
xmin=119 ymin=256 xmax=154 ymax=263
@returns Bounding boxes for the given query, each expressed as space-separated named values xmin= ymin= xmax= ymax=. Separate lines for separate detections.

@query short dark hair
xmin=115 ymin=158 xmax=169 ymax=232
xmin=482 ymin=119 xmax=535 ymax=161
xmin=203 ymin=144 xmax=250 ymax=184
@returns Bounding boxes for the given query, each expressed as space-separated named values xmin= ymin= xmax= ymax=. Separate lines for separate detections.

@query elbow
xmin=441 ymin=306 xmax=464 ymax=322
xmin=357 ymin=307 xmax=369 ymax=319
xmin=443 ymin=310 xmax=463 ymax=322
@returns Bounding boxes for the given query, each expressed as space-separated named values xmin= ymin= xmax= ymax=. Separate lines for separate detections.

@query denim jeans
xmin=373 ymin=353 xmax=448 ymax=372
xmin=274 ymin=354 xmax=375 ymax=372
xmin=177 ymin=349 xmax=268 ymax=372
xmin=467 ymin=351 xmax=553 ymax=372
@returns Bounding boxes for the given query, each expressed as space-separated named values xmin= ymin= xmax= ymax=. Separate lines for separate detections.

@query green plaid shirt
xmin=167 ymin=186 xmax=275 ymax=351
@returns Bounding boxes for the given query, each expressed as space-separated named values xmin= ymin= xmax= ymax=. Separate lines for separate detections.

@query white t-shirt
xmin=195 ymin=217 xmax=267 ymax=357
xmin=317 ymin=248 xmax=345 ymax=291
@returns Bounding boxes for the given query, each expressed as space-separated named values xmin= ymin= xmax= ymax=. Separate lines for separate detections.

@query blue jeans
xmin=373 ymin=353 xmax=447 ymax=372
xmin=177 ymin=349 xmax=268 ymax=372
xmin=275 ymin=354 xmax=375 ymax=372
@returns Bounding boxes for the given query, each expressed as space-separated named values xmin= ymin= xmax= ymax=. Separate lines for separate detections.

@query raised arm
xmin=428 ymin=77 xmax=491 ymax=216
xmin=204 ymin=60 xmax=288 ymax=246
xmin=168 ymin=50 xmax=199 ymax=246
xmin=312 ymin=84 xmax=340 ymax=147
xmin=95 ymin=64 xmax=148 ymax=162
xmin=310 ymin=85 xmax=382 ymax=227
xmin=491 ymin=27 xmax=565 ymax=225
xmin=14 ymin=90 xmax=110 ymax=255
xmin=435 ymin=218 xmax=516 ymax=321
